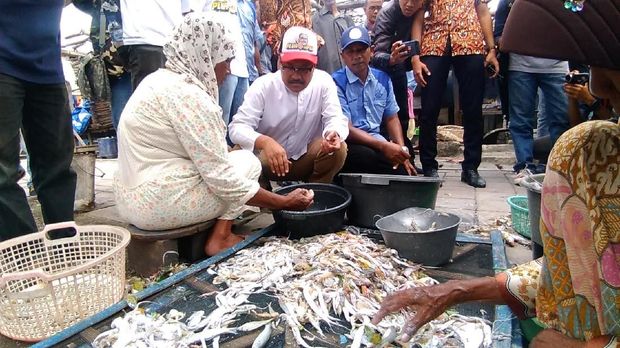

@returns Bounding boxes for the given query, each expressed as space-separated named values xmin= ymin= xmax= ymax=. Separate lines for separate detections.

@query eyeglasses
xmin=282 ymin=66 xmax=314 ymax=74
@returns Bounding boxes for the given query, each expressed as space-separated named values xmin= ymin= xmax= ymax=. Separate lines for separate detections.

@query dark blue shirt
xmin=0 ymin=0 xmax=65 ymax=84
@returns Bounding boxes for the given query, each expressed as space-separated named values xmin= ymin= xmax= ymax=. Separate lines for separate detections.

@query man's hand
xmin=261 ymin=137 xmax=290 ymax=177
xmin=282 ymin=188 xmax=314 ymax=211
xmin=372 ymin=285 xmax=452 ymax=342
xmin=412 ymin=56 xmax=431 ymax=87
xmin=321 ymin=131 xmax=341 ymax=155
xmin=530 ymin=329 xmax=585 ymax=348
xmin=381 ymin=142 xmax=410 ymax=166
xmin=485 ymin=50 xmax=500 ymax=78
xmin=402 ymin=160 xmax=417 ymax=176
xmin=389 ymin=41 xmax=410 ymax=66
xmin=564 ymin=83 xmax=596 ymax=105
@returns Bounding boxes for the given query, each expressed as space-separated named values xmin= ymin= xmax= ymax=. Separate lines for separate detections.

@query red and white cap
xmin=280 ymin=26 xmax=318 ymax=65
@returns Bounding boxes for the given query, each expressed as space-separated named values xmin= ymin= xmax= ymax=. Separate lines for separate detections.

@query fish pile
xmin=208 ymin=232 xmax=492 ymax=347
xmin=93 ymin=232 xmax=492 ymax=347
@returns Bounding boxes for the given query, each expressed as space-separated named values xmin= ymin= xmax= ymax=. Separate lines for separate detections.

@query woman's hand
xmin=372 ymin=285 xmax=453 ymax=341
xmin=282 ymin=188 xmax=314 ymax=211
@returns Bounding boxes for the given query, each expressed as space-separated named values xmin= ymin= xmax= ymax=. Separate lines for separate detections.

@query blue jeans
xmin=218 ymin=74 xmax=248 ymax=125
xmin=109 ymin=71 xmax=132 ymax=131
xmin=536 ymin=89 xmax=549 ymax=137
xmin=509 ymin=71 xmax=569 ymax=172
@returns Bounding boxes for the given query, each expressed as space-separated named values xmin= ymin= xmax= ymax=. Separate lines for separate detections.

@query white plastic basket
xmin=0 ymin=222 xmax=131 ymax=342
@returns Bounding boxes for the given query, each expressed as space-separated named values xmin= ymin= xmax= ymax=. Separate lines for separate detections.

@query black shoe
xmin=423 ymin=169 xmax=439 ymax=178
xmin=461 ymin=170 xmax=486 ymax=188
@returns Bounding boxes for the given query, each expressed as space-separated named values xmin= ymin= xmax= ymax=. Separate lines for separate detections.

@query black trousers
xmin=497 ymin=51 xmax=510 ymax=120
xmin=0 ymin=74 xmax=77 ymax=240
xmin=419 ymin=54 xmax=485 ymax=171
xmin=125 ymin=44 xmax=166 ymax=91
xmin=340 ymin=143 xmax=407 ymax=175
xmin=387 ymin=71 xmax=415 ymax=155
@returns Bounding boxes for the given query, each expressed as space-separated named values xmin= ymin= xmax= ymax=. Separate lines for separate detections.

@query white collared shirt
xmin=229 ymin=69 xmax=349 ymax=160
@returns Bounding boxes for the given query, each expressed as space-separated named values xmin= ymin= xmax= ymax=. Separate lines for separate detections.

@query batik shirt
xmin=497 ymin=121 xmax=620 ymax=346
xmin=421 ymin=0 xmax=486 ymax=56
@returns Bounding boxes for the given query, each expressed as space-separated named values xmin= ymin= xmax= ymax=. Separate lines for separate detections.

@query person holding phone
xmin=410 ymin=0 xmax=498 ymax=188
xmin=370 ymin=0 xmax=425 ymax=172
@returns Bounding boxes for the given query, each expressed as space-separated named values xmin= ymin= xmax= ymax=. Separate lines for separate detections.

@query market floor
xmin=2 ymin=152 xmax=532 ymax=347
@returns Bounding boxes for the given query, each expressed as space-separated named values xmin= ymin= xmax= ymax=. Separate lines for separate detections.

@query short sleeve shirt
xmin=334 ymin=67 xmax=399 ymax=140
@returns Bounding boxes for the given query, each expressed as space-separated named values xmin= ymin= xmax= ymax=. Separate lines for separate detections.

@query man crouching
xmin=229 ymin=27 xmax=349 ymax=186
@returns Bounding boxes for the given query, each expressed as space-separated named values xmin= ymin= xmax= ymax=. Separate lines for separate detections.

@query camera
xmin=565 ymin=72 xmax=589 ymax=85
xmin=402 ymin=40 xmax=420 ymax=57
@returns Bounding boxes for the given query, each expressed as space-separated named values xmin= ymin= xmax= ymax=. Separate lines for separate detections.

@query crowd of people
xmin=0 ymin=0 xmax=618 ymax=346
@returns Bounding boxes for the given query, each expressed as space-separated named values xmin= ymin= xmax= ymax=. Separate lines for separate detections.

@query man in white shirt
xmin=229 ymin=26 xmax=349 ymax=185
xmin=120 ymin=0 xmax=190 ymax=90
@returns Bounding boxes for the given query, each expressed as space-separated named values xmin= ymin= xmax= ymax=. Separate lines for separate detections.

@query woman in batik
xmin=373 ymin=122 xmax=620 ymax=348
xmin=114 ymin=13 xmax=313 ymax=256
xmin=373 ymin=0 xmax=620 ymax=344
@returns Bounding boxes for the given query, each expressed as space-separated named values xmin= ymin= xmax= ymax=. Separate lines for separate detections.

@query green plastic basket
xmin=507 ymin=195 xmax=531 ymax=238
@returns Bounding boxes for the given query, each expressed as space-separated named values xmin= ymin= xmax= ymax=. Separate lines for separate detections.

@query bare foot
xmin=204 ymin=220 xmax=245 ymax=256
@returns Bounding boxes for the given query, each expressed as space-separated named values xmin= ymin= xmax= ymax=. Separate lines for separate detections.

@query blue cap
xmin=340 ymin=26 xmax=371 ymax=51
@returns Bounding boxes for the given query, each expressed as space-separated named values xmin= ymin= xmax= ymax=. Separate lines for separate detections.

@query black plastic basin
xmin=339 ymin=173 xmax=442 ymax=228
xmin=376 ymin=207 xmax=461 ymax=266
xmin=273 ymin=183 xmax=351 ymax=239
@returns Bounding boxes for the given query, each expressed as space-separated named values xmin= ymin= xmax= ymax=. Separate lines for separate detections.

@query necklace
xmin=564 ymin=0 xmax=585 ymax=12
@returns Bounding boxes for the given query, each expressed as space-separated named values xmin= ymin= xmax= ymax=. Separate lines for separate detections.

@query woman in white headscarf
xmin=114 ymin=13 xmax=313 ymax=256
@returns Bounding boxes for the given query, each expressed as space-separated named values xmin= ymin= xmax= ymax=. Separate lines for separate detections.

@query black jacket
xmin=370 ymin=0 xmax=415 ymax=75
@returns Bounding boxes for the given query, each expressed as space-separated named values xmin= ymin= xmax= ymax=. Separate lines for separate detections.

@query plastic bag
xmin=72 ymin=100 xmax=92 ymax=135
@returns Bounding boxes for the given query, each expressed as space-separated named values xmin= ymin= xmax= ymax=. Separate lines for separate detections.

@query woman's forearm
xmin=442 ymin=276 xmax=506 ymax=306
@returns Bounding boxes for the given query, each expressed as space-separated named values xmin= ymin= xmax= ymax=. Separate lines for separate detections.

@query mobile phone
xmin=565 ymin=72 xmax=589 ymax=85
xmin=402 ymin=40 xmax=420 ymax=57
xmin=486 ymin=65 xmax=496 ymax=75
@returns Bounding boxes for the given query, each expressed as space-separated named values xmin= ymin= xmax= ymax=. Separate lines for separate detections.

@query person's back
xmin=116 ymin=70 xmax=209 ymax=189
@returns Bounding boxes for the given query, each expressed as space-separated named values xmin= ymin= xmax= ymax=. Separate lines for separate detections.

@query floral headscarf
xmin=163 ymin=12 xmax=235 ymax=101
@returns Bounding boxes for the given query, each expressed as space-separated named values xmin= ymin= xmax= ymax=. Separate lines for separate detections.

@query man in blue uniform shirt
xmin=333 ymin=26 xmax=416 ymax=176
xmin=0 ymin=1 xmax=77 ymax=240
